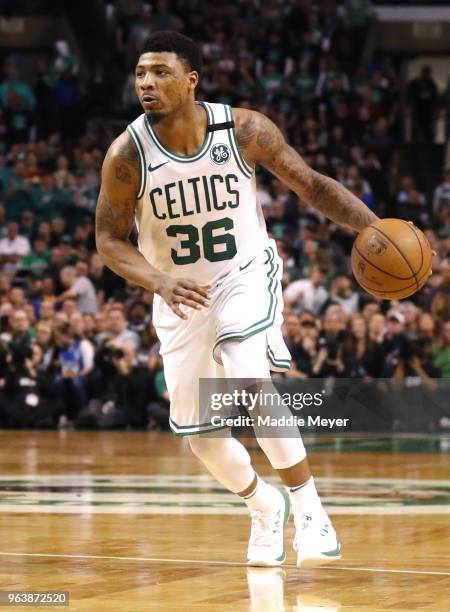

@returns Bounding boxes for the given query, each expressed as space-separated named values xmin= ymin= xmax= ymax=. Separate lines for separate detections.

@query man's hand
xmin=156 ymin=275 xmax=211 ymax=320
xmin=62 ymin=370 xmax=77 ymax=379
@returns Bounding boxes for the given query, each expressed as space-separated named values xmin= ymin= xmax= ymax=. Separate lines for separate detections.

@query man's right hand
xmin=155 ymin=275 xmax=211 ymax=320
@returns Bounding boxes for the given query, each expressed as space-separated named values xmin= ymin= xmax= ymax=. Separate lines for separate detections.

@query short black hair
xmin=140 ymin=31 xmax=202 ymax=76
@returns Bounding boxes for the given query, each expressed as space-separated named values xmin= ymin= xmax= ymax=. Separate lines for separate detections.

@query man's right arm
xmin=96 ymin=131 xmax=160 ymax=291
xmin=95 ymin=132 xmax=210 ymax=319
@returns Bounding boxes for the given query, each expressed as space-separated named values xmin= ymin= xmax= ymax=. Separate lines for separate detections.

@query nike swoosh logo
xmin=148 ymin=161 xmax=169 ymax=172
xmin=239 ymin=258 xmax=255 ymax=271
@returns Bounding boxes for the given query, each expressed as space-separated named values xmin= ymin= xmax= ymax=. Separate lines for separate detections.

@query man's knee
xmin=188 ymin=434 xmax=219 ymax=461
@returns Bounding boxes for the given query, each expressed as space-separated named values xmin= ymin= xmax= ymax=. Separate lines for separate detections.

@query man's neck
xmin=148 ymin=102 xmax=207 ymax=156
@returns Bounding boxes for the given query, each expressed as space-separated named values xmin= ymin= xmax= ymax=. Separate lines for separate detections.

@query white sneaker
xmin=294 ymin=509 xmax=342 ymax=569
xmin=247 ymin=488 xmax=291 ymax=566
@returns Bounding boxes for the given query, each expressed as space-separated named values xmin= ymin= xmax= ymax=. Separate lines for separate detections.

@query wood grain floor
xmin=0 ymin=431 xmax=448 ymax=611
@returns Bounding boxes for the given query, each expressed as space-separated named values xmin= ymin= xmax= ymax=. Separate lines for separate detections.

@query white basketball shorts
xmin=152 ymin=239 xmax=291 ymax=436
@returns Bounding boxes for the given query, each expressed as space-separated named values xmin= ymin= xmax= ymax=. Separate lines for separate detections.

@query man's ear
xmin=189 ymin=71 xmax=199 ymax=90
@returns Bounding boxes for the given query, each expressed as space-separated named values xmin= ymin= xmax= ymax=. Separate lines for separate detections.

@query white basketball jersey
xmin=127 ymin=102 xmax=269 ymax=284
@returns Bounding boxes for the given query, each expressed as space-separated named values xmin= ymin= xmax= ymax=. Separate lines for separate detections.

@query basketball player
xmin=96 ymin=31 xmax=379 ymax=568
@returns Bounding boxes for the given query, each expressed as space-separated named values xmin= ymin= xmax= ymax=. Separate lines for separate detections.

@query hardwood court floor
xmin=0 ymin=431 xmax=448 ymax=611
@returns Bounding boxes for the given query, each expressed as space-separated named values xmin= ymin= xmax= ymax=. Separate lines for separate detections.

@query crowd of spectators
xmin=0 ymin=0 xmax=449 ymax=430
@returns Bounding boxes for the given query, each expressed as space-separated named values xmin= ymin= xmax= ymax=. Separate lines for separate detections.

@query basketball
xmin=351 ymin=218 xmax=433 ymax=300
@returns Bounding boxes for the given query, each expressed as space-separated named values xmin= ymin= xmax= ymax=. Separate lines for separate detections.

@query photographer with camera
xmin=283 ymin=311 xmax=319 ymax=378
xmin=76 ymin=340 xmax=150 ymax=429
xmin=386 ymin=334 xmax=440 ymax=391
xmin=312 ymin=306 xmax=348 ymax=377
xmin=0 ymin=341 xmax=58 ymax=428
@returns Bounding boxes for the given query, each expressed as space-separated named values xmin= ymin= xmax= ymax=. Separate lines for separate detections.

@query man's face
xmin=94 ymin=313 xmax=107 ymax=332
xmin=386 ymin=316 xmax=404 ymax=336
xmin=22 ymin=212 xmax=33 ymax=227
xmin=10 ymin=288 xmax=25 ymax=305
xmin=135 ymin=52 xmax=198 ymax=122
xmin=7 ymin=223 xmax=18 ymax=239
xmin=70 ymin=313 xmax=84 ymax=335
xmin=60 ymin=271 xmax=74 ymax=288
xmin=34 ymin=239 xmax=46 ymax=254
xmin=335 ymin=277 xmax=351 ymax=297
xmin=299 ymin=316 xmax=318 ymax=339
xmin=109 ymin=311 xmax=125 ymax=334
xmin=11 ymin=311 xmax=29 ymax=333
xmin=40 ymin=301 xmax=54 ymax=319
xmin=284 ymin=315 xmax=300 ymax=338
xmin=323 ymin=314 xmax=342 ymax=335
xmin=311 ymin=267 xmax=325 ymax=286
xmin=129 ymin=304 xmax=146 ymax=325
xmin=36 ymin=324 xmax=51 ymax=345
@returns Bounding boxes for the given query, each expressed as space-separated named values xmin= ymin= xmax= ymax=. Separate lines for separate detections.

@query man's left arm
xmin=234 ymin=109 xmax=379 ymax=232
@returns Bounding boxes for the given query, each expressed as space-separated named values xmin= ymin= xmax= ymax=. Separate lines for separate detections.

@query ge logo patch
xmin=211 ymin=143 xmax=230 ymax=165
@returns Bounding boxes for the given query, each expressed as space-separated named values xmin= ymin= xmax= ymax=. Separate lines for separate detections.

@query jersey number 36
xmin=166 ymin=217 xmax=237 ymax=265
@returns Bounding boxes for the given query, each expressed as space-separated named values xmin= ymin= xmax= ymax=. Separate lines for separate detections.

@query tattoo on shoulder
xmin=111 ymin=135 xmax=139 ymax=184
xmin=115 ymin=134 xmax=139 ymax=169
xmin=115 ymin=164 xmax=132 ymax=184
xmin=236 ymin=112 xmax=285 ymax=160
xmin=236 ymin=115 xmax=259 ymax=149
xmin=117 ymin=136 xmax=138 ymax=164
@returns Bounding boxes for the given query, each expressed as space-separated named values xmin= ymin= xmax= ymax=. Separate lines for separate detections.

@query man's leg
xmin=220 ymin=335 xmax=341 ymax=568
xmin=188 ymin=430 xmax=290 ymax=566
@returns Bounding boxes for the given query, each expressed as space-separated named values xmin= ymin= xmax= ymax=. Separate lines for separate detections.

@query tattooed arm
xmin=95 ymin=132 xmax=210 ymax=318
xmin=95 ymin=131 xmax=162 ymax=290
xmin=234 ymin=109 xmax=379 ymax=232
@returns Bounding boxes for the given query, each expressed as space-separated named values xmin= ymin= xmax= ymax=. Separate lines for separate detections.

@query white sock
xmin=287 ymin=476 xmax=322 ymax=517
xmin=243 ymin=477 xmax=277 ymax=513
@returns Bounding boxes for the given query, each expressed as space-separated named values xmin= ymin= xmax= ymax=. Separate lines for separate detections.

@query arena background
xmin=0 ymin=2 xmax=449 ymax=611
xmin=0 ymin=0 xmax=448 ymax=432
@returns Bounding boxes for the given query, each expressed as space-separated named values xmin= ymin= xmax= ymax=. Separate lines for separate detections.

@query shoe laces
xmin=250 ymin=508 xmax=281 ymax=547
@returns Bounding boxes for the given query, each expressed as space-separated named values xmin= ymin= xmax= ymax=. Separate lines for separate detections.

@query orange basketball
xmin=351 ymin=218 xmax=433 ymax=300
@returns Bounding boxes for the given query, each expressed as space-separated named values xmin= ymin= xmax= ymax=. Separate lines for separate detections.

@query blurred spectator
xmin=323 ymin=275 xmax=359 ymax=315
xmin=284 ymin=311 xmax=320 ymax=379
xmin=385 ymin=336 xmax=440 ymax=391
xmin=0 ymin=63 xmax=36 ymax=145
xmin=342 ymin=0 xmax=374 ymax=58
xmin=433 ymin=320 xmax=450 ymax=379
xmin=0 ymin=2 xmax=448 ymax=431
xmin=283 ymin=264 xmax=329 ymax=314
xmin=57 ymin=265 xmax=97 ymax=314
xmin=0 ymin=222 xmax=30 ymax=275
xmin=313 ymin=306 xmax=347 ymax=377
xmin=5 ymin=309 xmax=33 ymax=348
xmin=0 ymin=342 xmax=58 ymax=429
xmin=78 ymin=341 xmax=150 ymax=429
xmin=430 ymin=260 xmax=450 ymax=320
xmin=53 ymin=322 xmax=89 ymax=427
xmin=99 ymin=307 xmax=140 ymax=350
xmin=396 ymin=176 xmax=429 ymax=227
xmin=433 ymin=167 xmax=450 ymax=215
xmin=21 ymin=237 xmax=51 ymax=278
xmin=408 ymin=66 xmax=438 ymax=143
